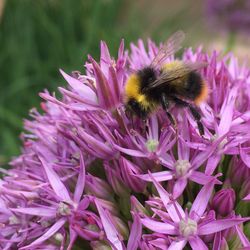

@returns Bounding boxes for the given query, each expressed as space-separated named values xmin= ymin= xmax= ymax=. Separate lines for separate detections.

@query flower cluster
xmin=205 ymin=0 xmax=250 ymax=34
xmin=1 ymin=39 xmax=250 ymax=250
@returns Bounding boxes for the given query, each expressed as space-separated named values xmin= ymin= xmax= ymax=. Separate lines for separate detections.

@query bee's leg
xmin=161 ymin=93 xmax=177 ymax=130
xmin=172 ymin=97 xmax=204 ymax=136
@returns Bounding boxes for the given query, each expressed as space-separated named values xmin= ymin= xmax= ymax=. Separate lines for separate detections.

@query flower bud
xmin=239 ymin=177 xmax=250 ymax=200
xmin=130 ymin=196 xmax=150 ymax=216
xmin=220 ymin=237 xmax=229 ymax=250
xmin=211 ymin=189 xmax=235 ymax=217
xmin=90 ymin=241 xmax=112 ymax=250
xmin=104 ymin=163 xmax=130 ymax=197
xmin=110 ymin=216 xmax=129 ymax=240
xmin=222 ymin=218 xmax=242 ymax=250
xmin=85 ymin=174 xmax=113 ymax=201
xmin=229 ymin=157 xmax=250 ymax=188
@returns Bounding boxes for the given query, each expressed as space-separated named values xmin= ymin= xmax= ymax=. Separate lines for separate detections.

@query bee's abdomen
xmin=186 ymin=71 xmax=208 ymax=105
xmin=185 ymin=71 xmax=203 ymax=99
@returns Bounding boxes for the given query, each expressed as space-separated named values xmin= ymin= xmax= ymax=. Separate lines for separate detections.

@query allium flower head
xmin=1 ymin=36 xmax=250 ymax=249
xmin=205 ymin=0 xmax=250 ymax=33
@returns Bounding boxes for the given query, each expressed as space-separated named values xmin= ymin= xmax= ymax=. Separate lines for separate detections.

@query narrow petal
xmin=137 ymin=171 xmax=173 ymax=182
xmin=114 ymin=144 xmax=147 ymax=157
xmin=191 ymin=134 xmax=228 ymax=172
xmin=218 ymin=86 xmax=238 ymax=136
xmin=20 ymin=218 xmax=66 ymax=249
xmin=78 ymin=127 xmax=114 ymax=156
xmin=212 ymin=232 xmax=221 ymax=250
xmin=189 ymin=236 xmax=208 ymax=250
xmin=89 ymin=56 xmax=113 ymax=109
xmin=39 ymin=157 xmax=71 ymax=203
xmin=141 ymin=218 xmax=177 ymax=235
xmin=189 ymin=171 xmax=219 ymax=185
xmin=243 ymin=194 xmax=250 ymax=200
xmin=178 ymin=118 xmax=190 ymax=160
xmin=11 ymin=207 xmax=56 ymax=217
xmin=198 ymin=218 xmax=248 ymax=235
xmin=40 ymin=93 xmax=99 ymax=111
xmin=240 ymin=147 xmax=250 ymax=168
xmin=235 ymin=225 xmax=250 ymax=247
xmin=108 ymin=66 xmax=120 ymax=104
xmin=120 ymin=157 xmax=146 ymax=192
xmin=173 ymin=178 xmax=188 ymax=199
xmin=73 ymin=152 xmax=86 ymax=203
xmin=60 ymin=69 xmax=97 ymax=104
xmin=127 ymin=214 xmax=142 ymax=250
xmin=190 ymin=179 xmax=217 ymax=220
xmin=148 ymin=237 xmax=169 ymax=250
xmin=205 ymin=154 xmax=221 ymax=175
xmin=168 ymin=239 xmax=187 ymax=250
xmin=59 ymin=87 xmax=99 ymax=107
xmin=148 ymin=172 xmax=185 ymax=223
xmin=67 ymin=227 xmax=78 ymax=250
xmin=95 ymin=200 xmax=123 ymax=250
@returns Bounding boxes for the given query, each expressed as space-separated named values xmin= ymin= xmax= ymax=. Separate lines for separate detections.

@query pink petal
xmin=40 ymin=93 xmax=98 ymax=111
xmin=67 ymin=227 xmax=78 ymax=250
xmin=141 ymin=218 xmax=177 ymax=235
xmin=20 ymin=218 xmax=66 ymax=249
xmin=235 ymin=225 xmax=250 ymax=247
xmin=173 ymin=178 xmax=188 ymax=199
xmin=191 ymin=139 xmax=221 ymax=170
xmin=11 ymin=207 xmax=56 ymax=217
xmin=190 ymin=179 xmax=217 ymax=221
xmin=149 ymin=238 xmax=169 ymax=250
xmin=95 ymin=200 xmax=123 ymax=250
xmin=189 ymin=236 xmax=208 ymax=250
xmin=178 ymin=118 xmax=190 ymax=160
xmin=108 ymin=66 xmax=120 ymax=104
xmin=243 ymin=194 xmax=250 ymax=201
xmin=73 ymin=152 xmax=86 ymax=203
xmin=137 ymin=171 xmax=173 ymax=182
xmin=60 ymin=69 xmax=97 ymax=104
xmin=58 ymin=88 xmax=99 ymax=108
xmin=218 ymin=86 xmax=238 ymax=136
xmin=89 ymin=57 xmax=113 ymax=109
xmin=205 ymin=154 xmax=221 ymax=175
xmin=189 ymin=171 xmax=219 ymax=185
xmin=148 ymin=172 xmax=185 ymax=223
xmin=168 ymin=239 xmax=187 ymax=250
xmin=39 ymin=157 xmax=71 ymax=203
xmin=77 ymin=127 xmax=114 ymax=156
xmin=114 ymin=144 xmax=147 ymax=157
xmin=240 ymin=147 xmax=250 ymax=168
xmin=198 ymin=218 xmax=248 ymax=235
xmin=212 ymin=232 xmax=221 ymax=250
xmin=127 ymin=214 xmax=142 ymax=250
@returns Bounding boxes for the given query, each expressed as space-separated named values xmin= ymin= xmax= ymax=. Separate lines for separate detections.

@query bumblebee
xmin=124 ymin=31 xmax=208 ymax=135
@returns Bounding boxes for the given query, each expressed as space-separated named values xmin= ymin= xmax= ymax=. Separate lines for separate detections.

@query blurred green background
xmin=0 ymin=0 xmax=250 ymax=166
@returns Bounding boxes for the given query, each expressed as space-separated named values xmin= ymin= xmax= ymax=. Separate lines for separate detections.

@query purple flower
xmin=1 ymin=37 xmax=250 ymax=249
xmin=205 ymin=0 xmax=250 ymax=33
xmin=136 ymin=123 xmax=223 ymax=198
xmin=140 ymin=175 xmax=249 ymax=249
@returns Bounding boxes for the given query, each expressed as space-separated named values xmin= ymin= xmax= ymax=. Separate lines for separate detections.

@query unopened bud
xmin=211 ymin=189 xmax=235 ymax=217
xmin=90 ymin=241 xmax=112 ymax=250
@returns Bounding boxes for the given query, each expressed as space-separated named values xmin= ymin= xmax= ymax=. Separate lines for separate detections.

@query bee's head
xmin=125 ymin=98 xmax=147 ymax=119
xmin=138 ymin=67 xmax=157 ymax=92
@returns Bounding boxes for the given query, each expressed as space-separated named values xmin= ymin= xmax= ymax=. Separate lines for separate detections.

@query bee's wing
xmin=150 ymin=30 xmax=185 ymax=69
xmin=146 ymin=61 xmax=207 ymax=90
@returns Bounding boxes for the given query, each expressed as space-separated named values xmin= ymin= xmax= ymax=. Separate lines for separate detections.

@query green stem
xmin=225 ymin=32 xmax=236 ymax=53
